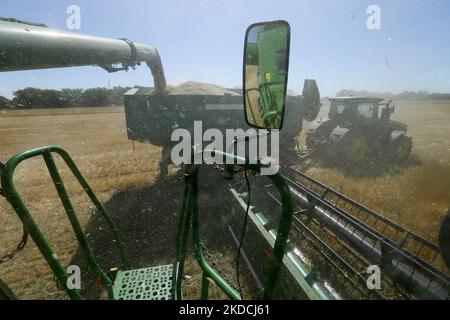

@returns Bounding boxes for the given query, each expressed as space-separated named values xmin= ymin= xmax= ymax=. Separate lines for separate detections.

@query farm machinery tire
xmin=342 ymin=136 xmax=370 ymax=164
xmin=389 ymin=135 xmax=412 ymax=163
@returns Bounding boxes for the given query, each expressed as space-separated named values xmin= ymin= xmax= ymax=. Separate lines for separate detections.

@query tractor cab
xmin=307 ymin=96 xmax=412 ymax=163
xmin=329 ymin=97 xmax=401 ymax=130
xmin=329 ymin=97 xmax=383 ymax=125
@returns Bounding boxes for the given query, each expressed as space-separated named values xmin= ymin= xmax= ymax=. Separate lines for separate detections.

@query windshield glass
xmin=357 ymin=102 xmax=376 ymax=118
xmin=334 ymin=103 xmax=347 ymax=115
xmin=0 ymin=0 xmax=449 ymax=302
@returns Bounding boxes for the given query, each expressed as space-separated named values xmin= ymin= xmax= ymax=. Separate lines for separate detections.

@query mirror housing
xmin=243 ymin=20 xmax=291 ymax=130
xmin=439 ymin=208 xmax=450 ymax=271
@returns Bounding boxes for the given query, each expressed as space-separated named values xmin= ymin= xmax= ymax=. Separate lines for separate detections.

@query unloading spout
xmin=0 ymin=18 xmax=167 ymax=93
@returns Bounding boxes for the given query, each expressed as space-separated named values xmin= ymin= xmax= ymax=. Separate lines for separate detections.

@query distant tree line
xmin=0 ymin=86 xmax=131 ymax=109
xmin=336 ymin=89 xmax=450 ymax=101
xmin=0 ymin=96 xmax=13 ymax=109
xmin=2 ymin=87 xmax=450 ymax=110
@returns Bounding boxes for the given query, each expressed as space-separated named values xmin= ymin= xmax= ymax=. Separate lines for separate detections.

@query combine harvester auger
xmin=0 ymin=17 xmax=166 ymax=92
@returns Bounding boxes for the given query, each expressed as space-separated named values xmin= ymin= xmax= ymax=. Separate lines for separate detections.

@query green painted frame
xmin=183 ymin=149 xmax=294 ymax=300
xmin=1 ymin=146 xmax=294 ymax=300
xmin=0 ymin=145 xmax=127 ymax=300
xmin=0 ymin=278 xmax=17 ymax=300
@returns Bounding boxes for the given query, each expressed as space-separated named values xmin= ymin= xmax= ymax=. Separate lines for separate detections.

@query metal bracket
xmin=119 ymin=38 xmax=138 ymax=65
xmin=304 ymin=269 xmax=320 ymax=286
xmin=100 ymin=38 xmax=140 ymax=73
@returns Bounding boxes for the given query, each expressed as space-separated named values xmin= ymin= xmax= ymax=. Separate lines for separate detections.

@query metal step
xmin=113 ymin=264 xmax=175 ymax=300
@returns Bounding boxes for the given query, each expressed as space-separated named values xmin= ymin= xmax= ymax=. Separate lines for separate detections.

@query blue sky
xmin=1 ymin=0 xmax=449 ymax=98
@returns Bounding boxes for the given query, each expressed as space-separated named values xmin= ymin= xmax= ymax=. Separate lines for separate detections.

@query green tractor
xmin=306 ymin=97 xmax=413 ymax=164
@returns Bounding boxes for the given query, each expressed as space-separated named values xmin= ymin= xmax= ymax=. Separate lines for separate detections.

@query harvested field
xmin=0 ymin=105 xmax=248 ymax=300
xmin=0 ymin=100 xmax=449 ymax=299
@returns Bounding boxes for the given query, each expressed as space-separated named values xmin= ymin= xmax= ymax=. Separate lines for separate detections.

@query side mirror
xmin=243 ymin=20 xmax=291 ymax=130
xmin=385 ymin=100 xmax=395 ymax=114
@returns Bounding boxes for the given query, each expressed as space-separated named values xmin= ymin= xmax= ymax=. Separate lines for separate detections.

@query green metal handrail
xmin=1 ymin=146 xmax=294 ymax=301
xmin=189 ymin=164 xmax=242 ymax=300
xmin=0 ymin=145 xmax=127 ymax=300
xmin=0 ymin=278 xmax=17 ymax=300
xmin=185 ymin=150 xmax=294 ymax=300
xmin=174 ymin=178 xmax=193 ymax=300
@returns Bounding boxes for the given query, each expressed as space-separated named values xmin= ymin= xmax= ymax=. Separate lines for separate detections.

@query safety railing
xmin=185 ymin=149 xmax=294 ymax=300
xmin=0 ymin=145 xmax=127 ymax=300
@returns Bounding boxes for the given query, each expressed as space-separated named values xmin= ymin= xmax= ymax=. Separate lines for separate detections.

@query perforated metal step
xmin=113 ymin=264 xmax=175 ymax=300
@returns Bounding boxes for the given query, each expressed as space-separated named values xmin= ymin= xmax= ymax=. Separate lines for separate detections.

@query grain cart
xmin=1 ymin=18 xmax=449 ymax=301
xmin=125 ymin=80 xmax=321 ymax=176
xmin=306 ymin=97 xmax=412 ymax=164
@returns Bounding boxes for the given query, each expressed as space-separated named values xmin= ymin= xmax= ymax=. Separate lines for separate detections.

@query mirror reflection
xmin=244 ymin=21 xmax=290 ymax=129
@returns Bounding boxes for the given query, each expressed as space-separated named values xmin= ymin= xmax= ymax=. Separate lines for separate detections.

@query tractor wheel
xmin=343 ymin=136 xmax=370 ymax=164
xmin=389 ymin=136 xmax=412 ymax=162
xmin=306 ymin=134 xmax=318 ymax=150
xmin=306 ymin=122 xmax=335 ymax=150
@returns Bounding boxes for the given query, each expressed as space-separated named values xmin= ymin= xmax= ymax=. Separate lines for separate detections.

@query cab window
xmin=357 ymin=102 xmax=375 ymax=118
